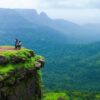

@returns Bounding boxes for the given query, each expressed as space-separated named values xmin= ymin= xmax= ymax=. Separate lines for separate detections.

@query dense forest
xmin=42 ymin=42 xmax=100 ymax=92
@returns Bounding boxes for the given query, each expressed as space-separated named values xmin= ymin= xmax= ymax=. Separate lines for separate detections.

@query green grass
xmin=96 ymin=94 xmax=100 ymax=99
xmin=43 ymin=92 xmax=100 ymax=100
xmin=43 ymin=92 xmax=69 ymax=100
xmin=0 ymin=64 xmax=14 ymax=73
xmin=0 ymin=46 xmax=43 ymax=75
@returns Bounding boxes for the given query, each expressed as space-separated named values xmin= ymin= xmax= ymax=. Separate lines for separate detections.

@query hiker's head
xmin=15 ymin=39 xmax=18 ymax=41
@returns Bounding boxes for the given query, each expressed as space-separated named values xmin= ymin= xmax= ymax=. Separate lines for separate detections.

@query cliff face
xmin=0 ymin=46 xmax=45 ymax=100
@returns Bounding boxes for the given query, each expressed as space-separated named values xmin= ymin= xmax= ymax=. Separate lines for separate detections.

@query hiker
xmin=15 ymin=39 xmax=22 ymax=50
xmin=17 ymin=41 xmax=22 ymax=49
xmin=15 ymin=39 xmax=19 ymax=49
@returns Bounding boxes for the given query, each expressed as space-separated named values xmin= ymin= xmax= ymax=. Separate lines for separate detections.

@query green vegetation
xmin=42 ymin=43 xmax=100 ymax=91
xmin=43 ymin=91 xmax=100 ymax=100
xmin=43 ymin=92 xmax=69 ymax=100
xmin=0 ymin=46 xmax=43 ymax=75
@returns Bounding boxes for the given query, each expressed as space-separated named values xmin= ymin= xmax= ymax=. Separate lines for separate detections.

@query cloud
xmin=0 ymin=0 xmax=39 ymax=9
xmin=89 ymin=0 xmax=100 ymax=8
xmin=39 ymin=0 xmax=100 ymax=9
xmin=41 ymin=9 xmax=100 ymax=24
xmin=0 ymin=0 xmax=100 ymax=9
xmin=38 ymin=0 xmax=100 ymax=24
xmin=0 ymin=0 xmax=100 ymax=10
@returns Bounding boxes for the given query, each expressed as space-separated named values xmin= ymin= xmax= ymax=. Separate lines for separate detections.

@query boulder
xmin=35 ymin=63 xmax=42 ymax=70
xmin=37 ymin=59 xmax=45 ymax=68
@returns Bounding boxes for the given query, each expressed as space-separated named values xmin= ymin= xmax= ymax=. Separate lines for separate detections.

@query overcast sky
xmin=0 ymin=0 xmax=100 ymax=24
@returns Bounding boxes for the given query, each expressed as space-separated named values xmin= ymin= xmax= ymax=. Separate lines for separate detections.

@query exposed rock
xmin=18 ymin=75 xmax=25 ymax=81
xmin=26 ymin=69 xmax=35 ymax=77
xmin=0 ymin=82 xmax=3 ymax=88
xmin=0 ymin=56 xmax=8 ymax=65
xmin=37 ymin=59 xmax=45 ymax=68
xmin=35 ymin=59 xmax=45 ymax=70
xmin=35 ymin=63 xmax=42 ymax=70
xmin=27 ymin=51 xmax=35 ymax=58
xmin=9 ymin=70 xmax=16 ymax=76
xmin=11 ymin=56 xmax=26 ymax=64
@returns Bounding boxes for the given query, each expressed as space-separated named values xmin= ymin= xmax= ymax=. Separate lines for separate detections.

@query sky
xmin=0 ymin=0 xmax=100 ymax=24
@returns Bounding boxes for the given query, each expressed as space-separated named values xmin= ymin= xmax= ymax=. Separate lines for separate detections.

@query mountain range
xmin=0 ymin=8 xmax=100 ymax=44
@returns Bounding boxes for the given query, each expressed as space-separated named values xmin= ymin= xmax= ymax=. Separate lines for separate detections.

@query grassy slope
xmin=43 ymin=92 xmax=69 ymax=100
xmin=43 ymin=92 xmax=100 ymax=100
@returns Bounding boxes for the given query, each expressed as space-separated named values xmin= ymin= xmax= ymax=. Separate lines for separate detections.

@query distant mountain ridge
xmin=15 ymin=9 xmax=100 ymax=43
xmin=0 ymin=8 xmax=100 ymax=43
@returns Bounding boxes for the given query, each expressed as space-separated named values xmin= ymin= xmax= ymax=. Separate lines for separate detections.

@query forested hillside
xmin=42 ymin=43 xmax=100 ymax=91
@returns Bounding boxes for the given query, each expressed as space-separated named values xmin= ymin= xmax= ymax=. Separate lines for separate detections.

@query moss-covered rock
xmin=0 ymin=46 xmax=45 ymax=100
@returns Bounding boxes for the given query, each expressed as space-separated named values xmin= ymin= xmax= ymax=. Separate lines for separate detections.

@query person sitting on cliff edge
xmin=15 ymin=39 xmax=22 ymax=50
xmin=15 ymin=39 xmax=18 ymax=49
xmin=17 ymin=41 xmax=22 ymax=50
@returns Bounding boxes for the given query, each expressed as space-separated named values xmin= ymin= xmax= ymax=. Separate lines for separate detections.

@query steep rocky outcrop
xmin=0 ymin=46 xmax=45 ymax=100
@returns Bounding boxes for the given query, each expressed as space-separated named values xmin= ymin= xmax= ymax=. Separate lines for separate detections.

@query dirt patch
xmin=0 ymin=47 xmax=15 ymax=51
